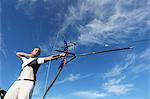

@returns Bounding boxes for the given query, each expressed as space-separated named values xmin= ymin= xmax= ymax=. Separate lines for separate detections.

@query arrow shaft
xmin=75 ymin=47 xmax=132 ymax=57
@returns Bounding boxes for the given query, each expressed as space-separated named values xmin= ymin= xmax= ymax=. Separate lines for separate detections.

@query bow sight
xmin=55 ymin=41 xmax=76 ymax=59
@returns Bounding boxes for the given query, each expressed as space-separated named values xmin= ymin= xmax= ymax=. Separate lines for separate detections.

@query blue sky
xmin=0 ymin=0 xmax=150 ymax=99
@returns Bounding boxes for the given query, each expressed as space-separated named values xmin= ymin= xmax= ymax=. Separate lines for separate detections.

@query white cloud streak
xmin=104 ymin=54 xmax=136 ymax=78
xmin=0 ymin=3 xmax=3 ymax=58
xmin=104 ymin=46 xmax=150 ymax=78
xmin=103 ymin=76 xmax=134 ymax=95
xmin=15 ymin=0 xmax=150 ymax=46
xmin=17 ymin=0 xmax=38 ymax=8
xmin=56 ymin=73 xmax=93 ymax=85
xmin=101 ymin=47 xmax=150 ymax=95
xmin=139 ymin=48 xmax=150 ymax=60
xmin=16 ymin=0 xmax=39 ymax=16
xmin=131 ymin=48 xmax=150 ymax=73
xmin=104 ymin=83 xmax=134 ymax=95
xmin=63 ymin=0 xmax=150 ymax=45
xmin=0 ymin=34 xmax=6 ymax=58
xmin=0 ymin=3 xmax=6 ymax=80
xmin=72 ymin=90 xmax=108 ymax=99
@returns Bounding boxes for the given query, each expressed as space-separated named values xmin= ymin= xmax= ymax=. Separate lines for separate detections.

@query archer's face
xmin=31 ymin=48 xmax=40 ymax=57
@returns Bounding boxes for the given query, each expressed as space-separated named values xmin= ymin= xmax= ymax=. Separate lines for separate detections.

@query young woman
xmin=4 ymin=47 xmax=65 ymax=99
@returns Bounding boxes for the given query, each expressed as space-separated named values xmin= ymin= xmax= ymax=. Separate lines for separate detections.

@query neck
xmin=30 ymin=55 xmax=37 ymax=58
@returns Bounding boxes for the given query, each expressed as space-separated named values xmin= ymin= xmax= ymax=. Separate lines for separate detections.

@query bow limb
xmin=42 ymin=41 xmax=69 ymax=99
xmin=42 ymin=62 xmax=65 ymax=99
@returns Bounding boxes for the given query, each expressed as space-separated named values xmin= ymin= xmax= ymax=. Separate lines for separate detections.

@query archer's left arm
xmin=44 ymin=53 xmax=65 ymax=62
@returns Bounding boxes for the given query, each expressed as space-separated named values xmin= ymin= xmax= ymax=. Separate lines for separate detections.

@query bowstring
xmin=43 ymin=31 xmax=61 ymax=94
xmin=43 ymin=27 xmax=68 ymax=96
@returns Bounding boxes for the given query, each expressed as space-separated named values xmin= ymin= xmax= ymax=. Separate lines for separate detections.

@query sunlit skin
xmin=16 ymin=47 xmax=65 ymax=62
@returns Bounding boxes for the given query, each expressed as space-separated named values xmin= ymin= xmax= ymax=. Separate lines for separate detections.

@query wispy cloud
xmin=103 ymin=76 xmax=134 ymax=95
xmin=104 ymin=83 xmax=134 ymax=95
xmin=130 ymin=48 xmax=150 ymax=73
xmin=104 ymin=54 xmax=136 ymax=78
xmin=0 ymin=4 xmax=5 ymax=58
xmin=139 ymin=48 xmax=150 ymax=60
xmin=104 ymin=46 xmax=150 ymax=78
xmin=62 ymin=0 xmax=150 ymax=45
xmin=16 ymin=0 xmax=38 ymax=16
xmin=56 ymin=73 xmax=93 ymax=84
xmin=0 ymin=35 xmax=6 ymax=58
xmin=101 ymin=47 xmax=150 ymax=96
xmin=72 ymin=90 xmax=108 ymax=99
xmin=131 ymin=63 xmax=150 ymax=74
xmin=0 ymin=3 xmax=7 ymax=78
xmin=15 ymin=0 xmax=150 ymax=47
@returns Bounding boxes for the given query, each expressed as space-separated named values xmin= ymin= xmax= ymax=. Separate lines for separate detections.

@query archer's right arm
xmin=16 ymin=52 xmax=33 ymax=58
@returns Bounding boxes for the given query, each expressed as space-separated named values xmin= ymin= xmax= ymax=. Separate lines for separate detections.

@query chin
xmin=34 ymin=54 xmax=39 ymax=57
